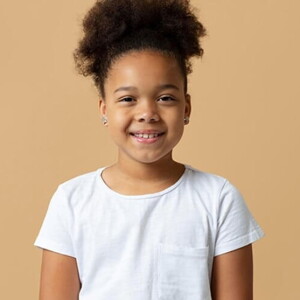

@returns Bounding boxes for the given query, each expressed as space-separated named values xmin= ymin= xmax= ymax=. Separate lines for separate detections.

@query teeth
xmin=134 ymin=133 xmax=160 ymax=139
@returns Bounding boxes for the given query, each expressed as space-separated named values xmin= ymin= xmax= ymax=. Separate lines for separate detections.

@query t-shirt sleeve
xmin=34 ymin=185 xmax=75 ymax=257
xmin=214 ymin=180 xmax=265 ymax=256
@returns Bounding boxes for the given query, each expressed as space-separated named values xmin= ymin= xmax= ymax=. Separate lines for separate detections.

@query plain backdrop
xmin=1 ymin=0 xmax=299 ymax=299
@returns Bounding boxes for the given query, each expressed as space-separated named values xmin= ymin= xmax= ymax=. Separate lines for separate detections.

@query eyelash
xmin=120 ymin=97 xmax=134 ymax=102
xmin=159 ymin=96 xmax=175 ymax=102
xmin=119 ymin=96 xmax=176 ymax=102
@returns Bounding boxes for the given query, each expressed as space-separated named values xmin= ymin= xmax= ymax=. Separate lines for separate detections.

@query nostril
xmin=137 ymin=114 xmax=159 ymax=123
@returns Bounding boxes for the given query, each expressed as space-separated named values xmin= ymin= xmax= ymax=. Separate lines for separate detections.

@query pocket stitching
xmin=157 ymin=243 xmax=210 ymax=299
xmin=158 ymin=242 xmax=209 ymax=257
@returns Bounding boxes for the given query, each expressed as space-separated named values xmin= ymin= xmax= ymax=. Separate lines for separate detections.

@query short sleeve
xmin=214 ymin=180 xmax=265 ymax=256
xmin=34 ymin=185 xmax=75 ymax=257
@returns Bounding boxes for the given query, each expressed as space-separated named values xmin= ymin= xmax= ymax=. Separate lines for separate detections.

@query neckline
xmin=96 ymin=164 xmax=190 ymax=200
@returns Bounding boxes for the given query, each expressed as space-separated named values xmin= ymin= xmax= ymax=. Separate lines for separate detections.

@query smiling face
xmin=99 ymin=50 xmax=191 ymax=166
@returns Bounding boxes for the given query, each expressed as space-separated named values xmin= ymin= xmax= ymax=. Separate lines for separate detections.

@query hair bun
xmin=74 ymin=0 xmax=207 ymax=96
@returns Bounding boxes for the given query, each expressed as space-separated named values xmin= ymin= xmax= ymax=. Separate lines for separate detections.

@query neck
xmin=101 ymin=152 xmax=186 ymax=195
xmin=113 ymin=153 xmax=184 ymax=183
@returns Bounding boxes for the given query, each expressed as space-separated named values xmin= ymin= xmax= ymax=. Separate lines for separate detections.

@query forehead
xmin=105 ymin=50 xmax=184 ymax=92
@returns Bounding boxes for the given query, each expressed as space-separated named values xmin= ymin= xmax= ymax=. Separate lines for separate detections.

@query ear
xmin=98 ymin=98 xmax=107 ymax=116
xmin=184 ymin=94 xmax=191 ymax=117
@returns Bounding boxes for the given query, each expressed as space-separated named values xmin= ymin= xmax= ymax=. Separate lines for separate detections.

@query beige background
xmin=0 ymin=0 xmax=299 ymax=299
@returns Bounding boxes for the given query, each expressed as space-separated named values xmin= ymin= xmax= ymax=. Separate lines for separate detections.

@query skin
xmin=38 ymin=50 xmax=254 ymax=299
xmin=99 ymin=50 xmax=191 ymax=195
xmin=211 ymin=244 xmax=253 ymax=300
xmin=39 ymin=250 xmax=81 ymax=300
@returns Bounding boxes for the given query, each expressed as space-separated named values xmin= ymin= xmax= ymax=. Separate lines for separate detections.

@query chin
xmin=134 ymin=158 xmax=162 ymax=164
xmin=132 ymin=152 xmax=173 ymax=165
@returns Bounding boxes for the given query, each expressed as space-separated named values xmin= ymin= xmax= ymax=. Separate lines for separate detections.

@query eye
xmin=119 ymin=97 xmax=135 ymax=103
xmin=158 ymin=95 xmax=176 ymax=102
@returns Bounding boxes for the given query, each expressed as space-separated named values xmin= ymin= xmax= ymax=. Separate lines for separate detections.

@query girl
xmin=34 ymin=1 xmax=264 ymax=299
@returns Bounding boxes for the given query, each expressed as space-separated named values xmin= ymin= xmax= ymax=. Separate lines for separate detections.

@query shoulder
xmin=184 ymin=165 xmax=228 ymax=192
xmin=59 ymin=168 xmax=100 ymax=189
xmin=184 ymin=165 xmax=244 ymax=206
xmin=53 ymin=167 xmax=103 ymax=206
xmin=60 ymin=169 xmax=99 ymax=188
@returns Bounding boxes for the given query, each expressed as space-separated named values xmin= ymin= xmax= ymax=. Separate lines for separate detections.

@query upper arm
xmin=210 ymin=244 xmax=253 ymax=300
xmin=39 ymin=249 xmax=81 ymax=300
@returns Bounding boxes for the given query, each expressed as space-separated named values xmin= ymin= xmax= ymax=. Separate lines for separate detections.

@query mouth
xmin=129 ymin=132 xmax=165 ymax=139
xmin=129 ymin=130 xmax=165 ymax=143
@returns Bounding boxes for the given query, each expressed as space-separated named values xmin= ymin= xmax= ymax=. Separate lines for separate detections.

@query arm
xmin=210 ymin=244 xmax=253 ymax=300
xmin=39 ymin=249 xmax=81 ymax=300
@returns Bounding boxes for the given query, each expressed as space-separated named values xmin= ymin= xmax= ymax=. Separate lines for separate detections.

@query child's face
xmin=99 ymin=50 xmax=191 ymax=165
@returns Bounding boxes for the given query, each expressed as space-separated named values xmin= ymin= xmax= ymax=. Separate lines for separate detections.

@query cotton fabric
xmin=34 ymin=165 xmax=264 ymax=300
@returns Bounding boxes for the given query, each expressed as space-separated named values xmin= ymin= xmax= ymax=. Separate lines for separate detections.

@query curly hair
xmin=74 ymin=0 xmax=207 ymax=98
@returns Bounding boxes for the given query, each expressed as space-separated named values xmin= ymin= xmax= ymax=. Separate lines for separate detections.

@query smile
xmin=129 ymin=131 xmax=165 ymax=144
xmin=131 ymin=133 xmax=163 ymax=139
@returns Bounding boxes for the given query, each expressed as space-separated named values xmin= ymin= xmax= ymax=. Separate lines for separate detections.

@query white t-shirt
xmin=34 ymin=165 xmax=264 ymax=300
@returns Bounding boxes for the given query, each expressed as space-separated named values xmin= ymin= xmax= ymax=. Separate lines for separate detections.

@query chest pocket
xmin=157 ymin=243 xmax=211 ymax=300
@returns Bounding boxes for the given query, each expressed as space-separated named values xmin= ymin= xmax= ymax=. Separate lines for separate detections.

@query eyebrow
xmin=113 ymin=84 xmax=179 ymax=94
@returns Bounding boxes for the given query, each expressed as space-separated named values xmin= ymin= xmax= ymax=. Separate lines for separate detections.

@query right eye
xmin=120 ymin=97 xmax=134 ymax=102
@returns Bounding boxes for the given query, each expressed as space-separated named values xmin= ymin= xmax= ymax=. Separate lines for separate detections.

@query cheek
xmin=167 ymin=108 xmax=185 ymax=126
xmin=107 ymin=110 xmax=130 ymax=130
xmin=107 ymin=108 xmax=125 ymax=123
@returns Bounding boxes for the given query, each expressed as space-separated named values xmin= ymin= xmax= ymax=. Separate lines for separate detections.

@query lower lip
xmin=131 ymin=134 xmax=163 ymax=144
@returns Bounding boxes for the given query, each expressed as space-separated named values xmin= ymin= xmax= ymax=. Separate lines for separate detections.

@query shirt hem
xmin=34 ymin=239 xmax=76 ymax=258
xmin=214 ymin=227 xmax=265 ymax=256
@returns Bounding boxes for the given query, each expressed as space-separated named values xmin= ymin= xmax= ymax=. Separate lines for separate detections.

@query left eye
xmin=120 ymin=97 xmax=134 ymax=102
xmin=158 ymin=96 xmax=175 ymax=102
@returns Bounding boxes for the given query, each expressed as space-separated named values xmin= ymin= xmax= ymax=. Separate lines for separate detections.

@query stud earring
xmin=101 ymin=116 xmax=108 ymax=125
xmin=184 ymin=116 xmax=190 ymax=124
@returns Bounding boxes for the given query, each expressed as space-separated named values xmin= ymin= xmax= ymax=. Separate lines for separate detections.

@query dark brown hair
xmin=74 ymin=0 xmax=207 ymax=98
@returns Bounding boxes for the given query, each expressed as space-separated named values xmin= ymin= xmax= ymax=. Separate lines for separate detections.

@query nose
xmin=136 ymin=101 xmax=160 ymax=123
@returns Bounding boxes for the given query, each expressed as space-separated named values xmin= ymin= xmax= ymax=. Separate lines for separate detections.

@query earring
xmin=101 ymin=116 xmax=108 ymax=125
xmin=184 ymin=116 xmax=190 ymax=124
